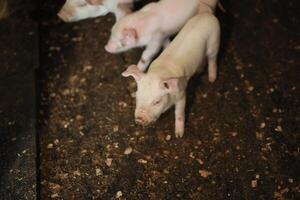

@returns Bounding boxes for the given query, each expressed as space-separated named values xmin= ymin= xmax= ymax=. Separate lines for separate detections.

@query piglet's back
xmin=149 ymin=13 xmax=220 ymax=79
xmin=155 ymin=0 xmax=199 ymax=34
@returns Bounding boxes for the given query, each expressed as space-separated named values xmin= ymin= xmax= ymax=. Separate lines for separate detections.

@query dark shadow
xmin=134 ymin=0 xmax=158 ymax=11
xmin=215 ymin=0 xmax=235 ymax=61
xmin=35 ymin=1 xmax=74 ymax=199
xmin=0 ymin=0 xmax=39 ymax=198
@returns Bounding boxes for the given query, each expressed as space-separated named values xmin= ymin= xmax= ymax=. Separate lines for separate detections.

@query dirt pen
xmin=0 ymin=0 xmax=299 ymax=199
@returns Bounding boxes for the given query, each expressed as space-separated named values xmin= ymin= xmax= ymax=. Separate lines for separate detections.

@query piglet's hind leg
xmin=175 ymin=97 xmax=186 ymax=138
xmin=207 ymin=54 xmax=218 ymax=83
xmin=206 ymin=27 xmax=220 ymax=83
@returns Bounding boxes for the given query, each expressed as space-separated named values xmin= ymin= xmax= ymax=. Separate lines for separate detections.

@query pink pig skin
xmin=106 ymin=0 xmax=219 ymax=71
xmin=122 ymin=13 xmax=221 ymax=138
xmin=58 ymin=0 xmax=134 ymax=22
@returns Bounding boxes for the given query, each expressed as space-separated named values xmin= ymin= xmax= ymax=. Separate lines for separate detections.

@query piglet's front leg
xmin=137 ymin=35 xmax=165 ymax=71
xmin=115 ymin=3 xmax=132 ymax=20
xmin=175 ymin=96 xmax=186 ymax=138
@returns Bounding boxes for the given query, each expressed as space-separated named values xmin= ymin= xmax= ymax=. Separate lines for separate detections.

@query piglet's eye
xmin=78 ymin=2 xmax=88 ymax=7
xmin=119 ymin=39 xmax=128 ymax=47
xmin=153 ymin=99 xmax=161 ymax=106
xmin=117 ymin=41 xmax=124 ymax=47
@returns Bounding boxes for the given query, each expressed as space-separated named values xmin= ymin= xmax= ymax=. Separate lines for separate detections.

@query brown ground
xmin=38 ymin=0 xmax=299 ymax=199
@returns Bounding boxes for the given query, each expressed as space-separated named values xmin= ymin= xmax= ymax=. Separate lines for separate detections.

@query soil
xmin=38 ymin=0 xmax=300 ymax=199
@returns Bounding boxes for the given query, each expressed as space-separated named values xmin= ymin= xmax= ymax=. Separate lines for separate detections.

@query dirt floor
xmin=38 ymin=0 xmax=299 ymax=199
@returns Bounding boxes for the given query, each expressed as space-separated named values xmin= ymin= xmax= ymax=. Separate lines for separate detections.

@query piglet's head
xmin=122 ymin=64 xmax=186 ymax=126
xmin=105 ymin=27 xmax=138 ymax=53
xmin=58 ymin=0 xmax=107 ymax=22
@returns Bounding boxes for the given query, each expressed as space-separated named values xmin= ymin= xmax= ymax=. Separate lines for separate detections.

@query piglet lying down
xmin=58 ymin=0 xmax=134 ymax=22
xmin=122 ymin=13 xmax=221 ymax=138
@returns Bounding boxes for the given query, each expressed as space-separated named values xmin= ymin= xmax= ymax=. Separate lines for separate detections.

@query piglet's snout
xmin=57 ymin=8 xmax=74 ymax=22
xmin=135 ymin=116 xmax=146 ymax=125
xmin=135 ymin=111 xmax=150 ymax=126
xmin=105 ymin=42 xmax=117 ymax=53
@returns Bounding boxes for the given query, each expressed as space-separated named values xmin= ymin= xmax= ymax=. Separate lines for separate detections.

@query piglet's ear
xmin=122 ymin=28 xmax=138 ymax=46
xmin=121 ymin=64 xmax=144 ymax=81
xmin=161 ymin=77 xmax=187 ymax=93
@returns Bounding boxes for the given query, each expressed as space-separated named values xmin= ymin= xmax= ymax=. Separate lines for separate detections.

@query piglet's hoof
xmin=175 ymin=131 xmax=184 ymax=138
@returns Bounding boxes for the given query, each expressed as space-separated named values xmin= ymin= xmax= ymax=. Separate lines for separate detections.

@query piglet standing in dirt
xmin=58 ymin=0 xmax=134 ymax=22
xmin=122 ymin=13 xmax=220 ymax=138
xmin=106 ymin=0 xmax=219 ymax=71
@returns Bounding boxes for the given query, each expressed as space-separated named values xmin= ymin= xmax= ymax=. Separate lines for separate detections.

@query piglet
xmin=57 ymin=0 xmax=134 ymax=22
xmin=106 ymin=0 xmax=219 ymax=72
xmin=122 ymin=13 xmax=220 ymax=138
